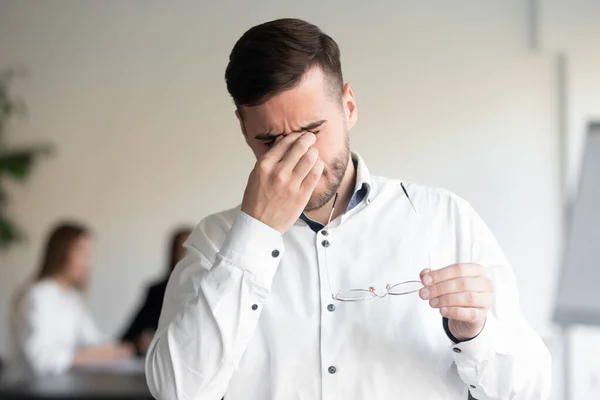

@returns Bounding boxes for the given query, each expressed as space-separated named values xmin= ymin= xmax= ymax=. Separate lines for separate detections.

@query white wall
xmin=0 ymin=1 xmax=597 ymax=398
xmin=541 ymin=2 xmax=600 ymax=399
xmin=541 ymin=0 xmax=600 ymax=196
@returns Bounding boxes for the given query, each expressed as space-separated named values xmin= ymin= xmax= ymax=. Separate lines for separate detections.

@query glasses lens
xmin=335 ymin=289 xmax=376 ymax=302
xmin=387 ymin=280 xmax=422 ymax=295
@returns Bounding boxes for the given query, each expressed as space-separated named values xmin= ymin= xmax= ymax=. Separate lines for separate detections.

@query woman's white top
xmin=3 ymin=279 xmax=106 ymax=382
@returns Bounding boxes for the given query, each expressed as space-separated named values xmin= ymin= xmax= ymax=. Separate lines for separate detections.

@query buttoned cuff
xmin=219 ymin=211 xmax=285 ymax=290
xmin=443 ymin=317 xmax=484 ymax=344
xmin=450 ymin=313 xmax=500 ymax=394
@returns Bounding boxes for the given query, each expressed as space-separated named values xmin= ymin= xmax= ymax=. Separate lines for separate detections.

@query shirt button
xmin=321 ymin=230 xmax=328 ymax=236
xmin=321 ymin=240 xmax=330 ymax=247
xmin=328 ymin=366 xmax=336 ymax=374
xmin=251 ymin=304 xmax=258 ymax=310
xmin=327 ymin=304 xmax=335 ymax=312
xmin=271 ymin=249 xmax=280 ymax=258
xmin=453 ymin=347 xmax=462 ymax=353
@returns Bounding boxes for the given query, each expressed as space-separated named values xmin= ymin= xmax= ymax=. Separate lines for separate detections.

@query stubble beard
xmin=304 ymin=133 xmax=350 ymax=212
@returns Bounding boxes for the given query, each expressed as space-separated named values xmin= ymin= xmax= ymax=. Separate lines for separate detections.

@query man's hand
xmin=241 ymin=132 xmax=324 ymax=233
xmin=419 ymin=263 xmax=494 ymax=341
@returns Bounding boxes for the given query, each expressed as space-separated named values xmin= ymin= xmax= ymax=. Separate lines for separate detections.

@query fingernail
xmin=422 ymin=274 xmax=433 ymax=286
xmin=440 ymin=307 xmax=448 ymax=315
xmin=420 ymin=268 xmax=431 ymax=277
xmin=430 ymin=298 xmax=439 ymax=307
xmin=420 ymin=288 xmax=430 ymax=299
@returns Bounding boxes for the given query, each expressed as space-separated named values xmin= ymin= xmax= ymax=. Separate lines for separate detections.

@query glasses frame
xmin=322 ymin=183 xmax=430 ymax=302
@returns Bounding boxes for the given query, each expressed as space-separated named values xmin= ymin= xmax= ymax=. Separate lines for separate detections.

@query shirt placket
xmin=316 ymin=226 xmax=339 ymax=400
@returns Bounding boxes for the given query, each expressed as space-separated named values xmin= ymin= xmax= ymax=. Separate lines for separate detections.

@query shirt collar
xmin=298 ymin=152 xmax=372 ymax=231
xmin=351 ymin=151 xmax=372 ymax=201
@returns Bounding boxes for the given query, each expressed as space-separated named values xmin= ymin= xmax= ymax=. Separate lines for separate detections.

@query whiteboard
xmin=554 ymin=122 xmax=600 ymax=326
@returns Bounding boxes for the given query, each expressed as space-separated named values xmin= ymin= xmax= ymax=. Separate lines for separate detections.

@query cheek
xmin=63 ymin=263 xmax=79 ymax=280
xmin=74 ymin=264 xmax=89 ymax=281
xmin=71 ymin=257 xmax=84 ymax=273
xmin=314 ymin=133 xmax=340 ymax=162
xmin=70 ymin=251 xmax=90 ymax=274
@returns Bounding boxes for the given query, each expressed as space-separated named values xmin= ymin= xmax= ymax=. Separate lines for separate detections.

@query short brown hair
xmin=225 ymin=18 xmax=343 ymax=108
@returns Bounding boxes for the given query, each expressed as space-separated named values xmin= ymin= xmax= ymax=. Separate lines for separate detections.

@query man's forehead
xmin=242 ymin=69 xmax=333 ymax=122
xmin=242 ymin=103 xmax=327 ymax=134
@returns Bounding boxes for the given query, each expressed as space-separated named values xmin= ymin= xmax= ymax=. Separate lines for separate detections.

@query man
xmin=146 ymin=18 xmax=551 ymax=400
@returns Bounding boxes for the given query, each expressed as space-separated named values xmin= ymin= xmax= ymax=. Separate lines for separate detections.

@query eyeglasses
xmin=322 ymin=184 xmax=429 ymax=302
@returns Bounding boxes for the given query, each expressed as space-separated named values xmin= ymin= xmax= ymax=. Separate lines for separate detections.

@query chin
xmin=305 ymin=185 xmax=336 ymax=212
xmin=73 ymin=280 xmax=88 ymax=291
xmin=304 ymin=196 xmax=324 ymax=212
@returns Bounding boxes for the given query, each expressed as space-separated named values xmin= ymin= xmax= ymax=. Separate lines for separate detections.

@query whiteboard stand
xmin=554 ymin=122 xmax=600 ymax=400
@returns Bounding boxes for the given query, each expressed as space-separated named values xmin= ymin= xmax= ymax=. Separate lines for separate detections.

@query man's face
xmin=237 ymin=67 xmax=357 ymax=211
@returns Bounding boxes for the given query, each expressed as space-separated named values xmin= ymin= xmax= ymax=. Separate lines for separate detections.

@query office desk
xmin=0 ymin=371 xmax=153 ymax=400
xmin=0 ymin=370 xmax=476 ymax=400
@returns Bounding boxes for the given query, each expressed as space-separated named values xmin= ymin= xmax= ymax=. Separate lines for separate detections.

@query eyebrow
xmin=254 ymin=120 xmax=327 ymax=141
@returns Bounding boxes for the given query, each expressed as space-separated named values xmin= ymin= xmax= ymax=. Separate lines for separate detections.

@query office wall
xmin=0 ymin=1 xmax=596 ymax=397
xmin=541 ymin=2 xmax=600 ymax=398
xmin=541 ymin=0 xmax=600 ymax=196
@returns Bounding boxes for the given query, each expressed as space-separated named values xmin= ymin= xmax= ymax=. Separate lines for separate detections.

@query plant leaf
xmin=0 ymin=185 xmax=6 ymax=206
xmin=0 ymin=151 xmax=34 ymax=179
xmin=0 ymin=145 xmax=51 ymax=180
xmin=0 ymin=215 xmax=23 ymax=249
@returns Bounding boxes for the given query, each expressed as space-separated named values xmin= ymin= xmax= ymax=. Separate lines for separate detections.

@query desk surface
xmin=0 ymin=371 xmax=152 ymax=400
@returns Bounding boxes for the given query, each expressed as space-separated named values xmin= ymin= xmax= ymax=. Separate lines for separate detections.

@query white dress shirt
xmin=4 ymin=279 xmax=106 ymax=382
xmin=146 ymin=153 xmax=551 ymax=400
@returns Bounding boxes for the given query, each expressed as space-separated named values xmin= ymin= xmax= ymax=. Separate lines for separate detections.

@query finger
xmin=300 ymin=158 xmax=324 ymax=192
xmin=419 ymin=277 xmax=493 ymax=300
xmin=421 ymin=263 xmax=483 ymax=286
xmin=439 ymin=306 xmax=486 ymax=324
xmin=262 ymin=131 xmax=305 ymax=162
xmin=292 ymin=147 xmax=319 ymax=185
xmin=279 ymin=133 xmax=317 ymax=173
xmin=428 ymin=292 xmax=492 ymax=309
xmin=419 ymin=268 xmax=431 ymax=278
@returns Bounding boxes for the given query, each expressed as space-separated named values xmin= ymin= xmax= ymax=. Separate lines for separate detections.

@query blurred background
xmin=0 ymin=1 xmax=598 ymax=399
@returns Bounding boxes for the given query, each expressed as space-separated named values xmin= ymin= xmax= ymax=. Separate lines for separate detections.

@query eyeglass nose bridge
xmin=369 ymin=286 xmax=392 ymax=298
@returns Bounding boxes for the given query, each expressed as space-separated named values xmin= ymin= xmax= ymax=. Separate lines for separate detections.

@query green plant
xmin=0 ymin=69 xmax=51 ymax=249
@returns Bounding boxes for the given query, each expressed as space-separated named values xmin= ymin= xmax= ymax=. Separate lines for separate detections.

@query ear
xmin=342 ymin=83 xmax=358 ymax=131
xmin=235 ymin=109 xmax=251 ymax=147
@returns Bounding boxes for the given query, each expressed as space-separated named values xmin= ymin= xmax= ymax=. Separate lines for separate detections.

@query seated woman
xmin=4 ymin=222 xmax=133 ymax=382
xmin=121 ymin=227 xmax=192 ymax=356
